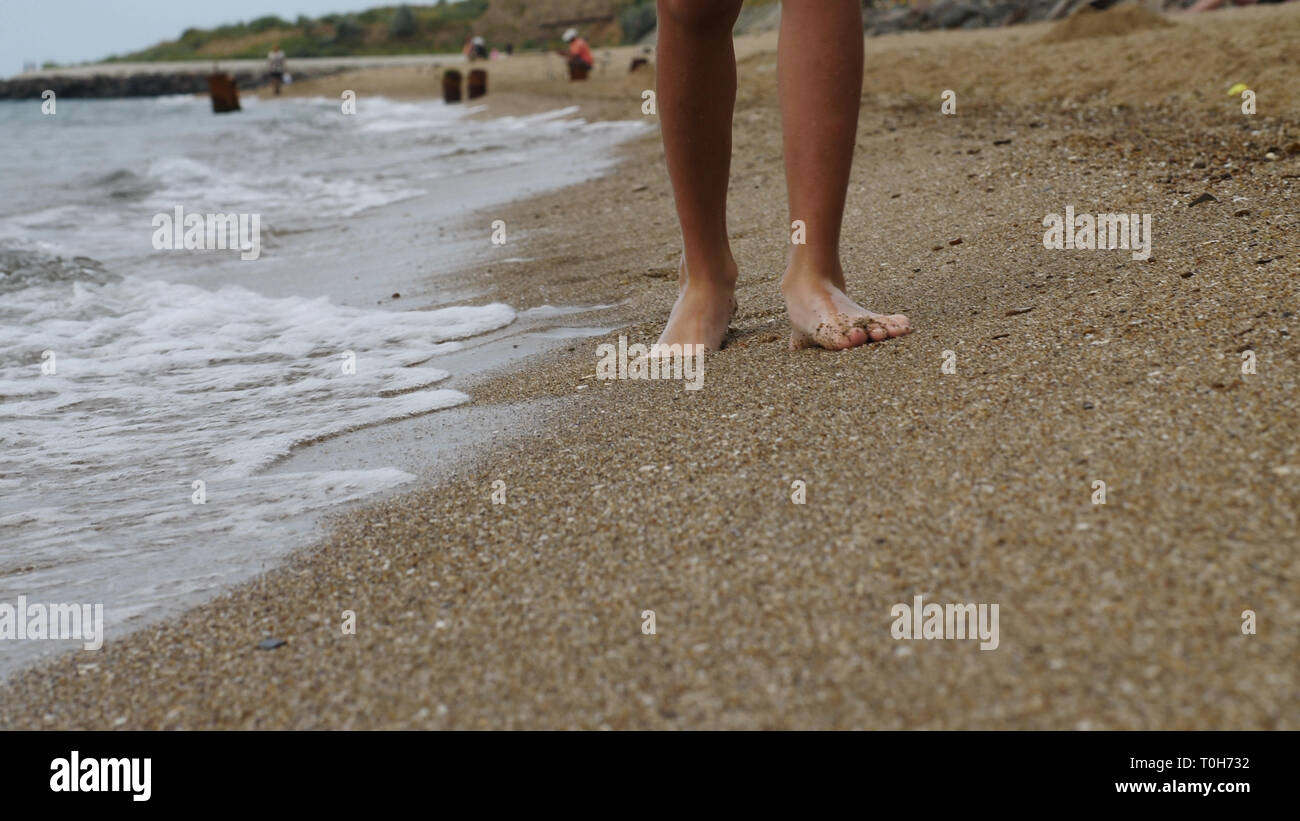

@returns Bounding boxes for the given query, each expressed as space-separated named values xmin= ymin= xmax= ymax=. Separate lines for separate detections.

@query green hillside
xmin=105 ymin=1 xmax=643 ymax=61
xmin=104 ymin=0 xmax=780 ymax=62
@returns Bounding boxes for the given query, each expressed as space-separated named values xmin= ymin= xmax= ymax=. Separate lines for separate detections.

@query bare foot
xmin=782 ymin=261 xmax=911 ymax=350
xmin=656 ymin=256 xmax=738 ymax=351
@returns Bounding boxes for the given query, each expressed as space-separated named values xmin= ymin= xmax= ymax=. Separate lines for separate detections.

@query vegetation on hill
xmin=106 ymin=1 xmax=617 ymax=61
xmin=104 ymin=0 xmax=779 ymax=62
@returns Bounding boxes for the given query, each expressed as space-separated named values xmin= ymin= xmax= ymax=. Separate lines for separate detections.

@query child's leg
xmin=779 ymin=0 xmax=911 ymax=349
xmin=654 ymin=0 xmax=745 ymax=351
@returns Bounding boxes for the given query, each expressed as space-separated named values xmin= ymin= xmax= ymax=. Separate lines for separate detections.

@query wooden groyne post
xmin=467 ymin=69 xmax=487 ymax=100
xmin=208 ymin=72 xmax=240 ymax=113
xmin=442 ymin=69 xmax=462 ymax=104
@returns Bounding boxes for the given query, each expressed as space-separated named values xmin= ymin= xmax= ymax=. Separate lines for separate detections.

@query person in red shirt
xmin=653 ymin=0 xmax=912 ymax=352
xmin=561 ymin=28 xmax=594 ymax=73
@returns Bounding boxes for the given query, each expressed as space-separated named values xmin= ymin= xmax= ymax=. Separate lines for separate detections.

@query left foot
xmin=782 ymin=261 xmax=912 ymax=350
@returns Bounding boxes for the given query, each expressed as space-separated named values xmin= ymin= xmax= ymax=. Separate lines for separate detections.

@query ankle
xmin=782 ymin=251 xmax=843 ymax=291
xmin=681 ymin=251 xmax=738 ymax=290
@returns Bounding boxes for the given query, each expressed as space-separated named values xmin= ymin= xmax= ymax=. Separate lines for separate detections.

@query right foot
xmin=655 ymin=256 xmax=738 ymax=352
xmin=782 ymin=259 xmax=911 ymax=351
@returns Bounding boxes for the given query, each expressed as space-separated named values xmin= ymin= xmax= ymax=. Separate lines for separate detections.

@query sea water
xmin=0 ymin=93 xmax=647 ymax=675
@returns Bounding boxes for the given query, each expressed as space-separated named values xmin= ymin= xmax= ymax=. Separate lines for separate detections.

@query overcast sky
xmin=1 ymin=0 xmax=462 ymax=76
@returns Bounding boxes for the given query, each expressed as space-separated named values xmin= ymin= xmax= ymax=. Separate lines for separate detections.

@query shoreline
xmin=3 ymin=5 xmax=1298 ymax=729
xmin=0 ymin=85 xmax=648 ymax=679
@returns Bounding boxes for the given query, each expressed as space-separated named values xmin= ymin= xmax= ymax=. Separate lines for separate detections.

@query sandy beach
xmin=3 ymin=4 xmax=1297 ymax=729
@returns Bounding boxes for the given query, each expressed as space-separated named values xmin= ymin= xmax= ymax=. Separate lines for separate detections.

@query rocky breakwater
xmin=0 ymin=67 xmax=336 ymax=100
xmin=863 ymin=0 xmax=1183 ymax=36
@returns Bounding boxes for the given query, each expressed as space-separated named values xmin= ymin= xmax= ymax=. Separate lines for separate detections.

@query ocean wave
xmin=0 ymin=245 xmax=119 ymax=295
xmin=140 ymin=155 xmax=423 ymax=218
xmin=0 ymin=260 xmax=515 ymax=645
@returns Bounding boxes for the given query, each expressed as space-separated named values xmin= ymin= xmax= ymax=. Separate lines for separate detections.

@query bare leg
xmin=654 ymin=0 xmax=744 ymax=351
xmin=779 ymin=0 xmax=911 ymax=349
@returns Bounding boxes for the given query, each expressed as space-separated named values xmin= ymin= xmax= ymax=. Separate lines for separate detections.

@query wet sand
xmin=3 ymin=5 xmax=1298 ymax=729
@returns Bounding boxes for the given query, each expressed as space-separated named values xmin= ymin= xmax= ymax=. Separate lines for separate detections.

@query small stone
xmin=948 ymin=237 xmax=963 ymax=246
xmin=1188 ymin=193 xmax=1217 ymax=207
xmin=1234 ymin=209 xmax=1250 ymax=217
xmin=391 ymin=292 xmax=401 ymax=299
xmin=1005 ymin=306 xmax=1033 ymax=316
xmin=1082 ymin=401 xmax=1094 ymax=410
xmin=257 ymin=638 xmax=286 ymax=650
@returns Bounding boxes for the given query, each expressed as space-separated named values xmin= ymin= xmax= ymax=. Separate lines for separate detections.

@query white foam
xmin=0 ymin=95 xmax=651 ymax=675
xmin=0 ymin=275 xmax=514 ymax=668
xmin=142 ymin=155 xmax=422 ymax=219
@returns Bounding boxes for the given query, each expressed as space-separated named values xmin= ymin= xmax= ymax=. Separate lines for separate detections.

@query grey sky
xmin=0 ymin=0 xmax=463 ymax=76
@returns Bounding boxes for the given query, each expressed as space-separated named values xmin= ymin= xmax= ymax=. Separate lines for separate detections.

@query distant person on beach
xmin=468 ymin=36 xmax=488 ymax=61
xmin=654 ymin=0 xmax=911 ymax=351
xmin=266 ymin=45 xmax=286 ymax=95
xmin=560 ymin=28 xmax=594 ymax=74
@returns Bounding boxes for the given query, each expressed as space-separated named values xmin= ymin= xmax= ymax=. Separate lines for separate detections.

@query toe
xmin=883 ymin=314 xmax=912 ymax=337
xmin=850 ymin=316 xmax=889 ymax=343
xmin=826 ymin=323 xmax=870 ymax=349
xmin=843 ymin=326 xmax=871 ymax=348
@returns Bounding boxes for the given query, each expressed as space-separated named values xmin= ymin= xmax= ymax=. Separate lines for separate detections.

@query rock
xmin=1188 ymin=193 xmax=1217 ymax=207
xmin=258 ymin=638 xmax=286 ymax=650
xmin=866 ymin=6 xmax=927 ymax=36
xmin=0 ymin=67 xmax=334 ymax=99
xmin=939 ymin=6 xmax=981 ymax=29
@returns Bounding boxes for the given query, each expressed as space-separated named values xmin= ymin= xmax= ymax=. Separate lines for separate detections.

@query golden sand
xmin=3 ymin=5 xmax=1297 ymax=729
